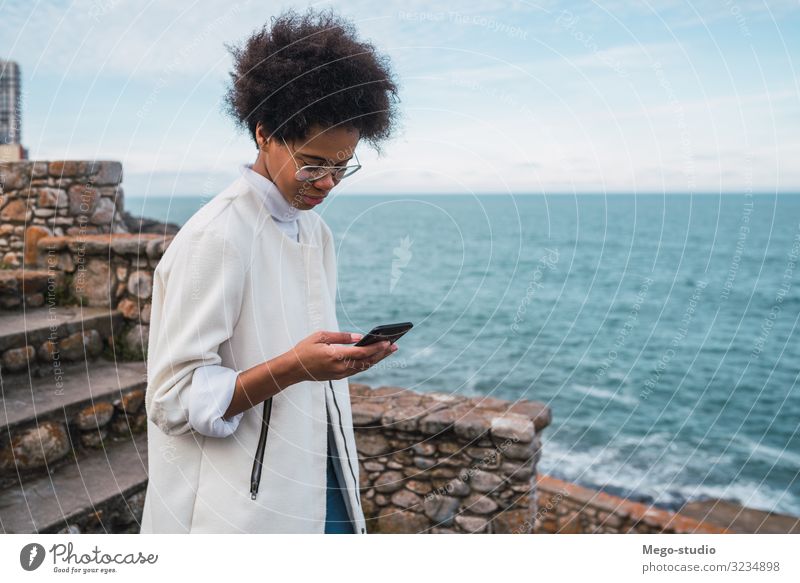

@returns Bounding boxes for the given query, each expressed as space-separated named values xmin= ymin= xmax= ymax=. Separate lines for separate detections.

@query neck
xmin=253 ymin=152 xmax=273 ymax=182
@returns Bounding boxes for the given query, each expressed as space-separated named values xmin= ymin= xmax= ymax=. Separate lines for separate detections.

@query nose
xmin=313 ymin=173 xmax=336 ymax=191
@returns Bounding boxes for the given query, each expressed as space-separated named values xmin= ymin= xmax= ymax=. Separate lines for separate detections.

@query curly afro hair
xmin=223 ymin=7 xmax=400 ymax=153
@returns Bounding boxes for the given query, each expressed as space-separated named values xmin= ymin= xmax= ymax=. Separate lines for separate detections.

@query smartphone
xmin=354 ymin=322 xmax=414 ymax=347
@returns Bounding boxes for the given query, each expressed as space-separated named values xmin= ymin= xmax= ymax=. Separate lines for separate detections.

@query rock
xmin=491 ymin=413 xmax=534 ymax=443
xmin=127 ymin=270 xmax=152 ymax=299
xmin=413 ymin=456 xmax=436 ymax=470
xmin=68 ymin=183 xmax=99 ymax=215
xmin=429 ymin=467 xmax=457 ymax=479
xmin=508 ymin=400 xmax=552 ymax=431
xmin=468 ymin=469 xmax=505 ymax=493
xmin=73 ymin=402 xmax=115 ymax=430
xmin=72 ymin=258 xmax=116 ymax=306
xmin=381 ymin=405 xmax=427 ymax=432
xmin=89 ymin=197 xmax=116 ymax=226
xmin=80 ymin=427 xmax=109 ymax=448
xmin=503 ymin=435 xmax=541 ymax=461
xmin=58 ymin=329 xmax=103 ymax=361
xmin=116 ymin=297 xmax=141 ymax=320
xmin=91 ymin=161 xmax=123 ymax=185
xmin=2 ymin=421 xmax=70 ymax=470
xmin=25 ymin=225 xmax=52 ymax=265
xmin=405 ymin=479 xmax=433 ymax=495
xmin=2 ymin=345 xmax=35 ymax=372
xmin=355 ymin=432 xmax=391 ymax=456
xmin=391 ymin=489 xmax=422 ymax=510
xmin=1 ymin=199 xmax=31 ymax=222
xmin=454 ymin=411 xmax=492 ymax=440
xmin=350 ymin=402 xmax=384 ymax=426
xmin=35 ymin=187 xmax=68 ymax=208
xmin=140 ymin=302 xmax=151 ymax=324
xmin=419 ymin=408 xmax=457 ymax=435
xmin=115 ymin=389 xmax=145 ymax=415
xmin=3 ymin=251 xmax=20 ymax=267
xmin=374 ymin=470 xmax=405 ymax=493
xmin=501 ymin=460 xmax=533 ymax=481
xmin=123 ymin=324 xmax=148 ymax=359
xmin=455 ymin=514 xmax=490 ymax=533
xmin=376 ymin=508 xmax=428 ymax=534
xmin=461 ymin=493 xmax=499 ymax=515
xmin=443 ymin=478 xmax=471 ymax=497
xmin=110 ymin=236 xmax=149 ymax=256
xmin=362 ymin=460 xmax=384 ymax=472
xmin=0 ymin=162 xmax=31 ymax=189
xmin=491 ymin=509 xmax=534 ymax=534
xmin=422 ymin=495 xmax=461 ymax=527
xmin=412 ymin=442 xmax=436 ymax=456
xmin=50 ymin=161 xmax=90 ymax=177
xmin=119 ymin=490 xmax=146 ymax=526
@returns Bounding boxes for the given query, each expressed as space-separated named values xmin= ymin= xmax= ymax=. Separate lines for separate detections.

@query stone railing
xmin=0 ymin=160 xmax=129 ymax=268
xmin=349 ymin=384 xmax=551 ymax=533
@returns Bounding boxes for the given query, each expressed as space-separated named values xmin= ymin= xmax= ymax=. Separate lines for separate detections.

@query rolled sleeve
xmin=188 ymin=365 xmax=245 ymax=438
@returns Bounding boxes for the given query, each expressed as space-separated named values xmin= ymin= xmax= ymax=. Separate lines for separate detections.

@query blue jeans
xmin=325 ymin=444 xmax=354 ymax=534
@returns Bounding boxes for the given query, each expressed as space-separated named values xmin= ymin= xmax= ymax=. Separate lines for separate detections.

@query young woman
xmin=140 ymin=8 xmax=400 ymax=534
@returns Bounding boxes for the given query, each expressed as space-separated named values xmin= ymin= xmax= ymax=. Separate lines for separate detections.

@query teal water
xmin=129 ymin=193 xmax=800 ymax=516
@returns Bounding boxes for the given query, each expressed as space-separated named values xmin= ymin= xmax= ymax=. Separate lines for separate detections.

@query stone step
xmin=0 ymin=305 xmax=123 ymax=376
xmin=0 ymin=359 xmax=147 ymax=489
xmin=0 ymin=431 xmax=148 ymax=533
xmin=0 ymin=269 xmax=64 ymax=311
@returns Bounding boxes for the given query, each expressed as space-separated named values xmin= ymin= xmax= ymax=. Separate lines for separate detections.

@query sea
xmin=127 ymin=192 xmax=800 ymax=517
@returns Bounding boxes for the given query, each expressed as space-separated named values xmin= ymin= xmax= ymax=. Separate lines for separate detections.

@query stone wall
xmin=350 ymin=385 xmax=551 ymax=533
xmin=35 ymin=232 xmax=171 ymax=360
xmin=535 ymin=474 xmax=728 ymax=533
xmin=0 ymin=160 xmax=129 ymax=268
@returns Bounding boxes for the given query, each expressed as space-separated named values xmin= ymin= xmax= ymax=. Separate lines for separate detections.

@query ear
xmin=255 ymin=122 xmax=271 ymax=149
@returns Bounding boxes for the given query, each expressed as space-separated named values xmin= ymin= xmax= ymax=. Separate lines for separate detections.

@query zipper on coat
xmin=250 ymin=397 xmax=273 ymax=500
xmin=328 ymin=380 xmax=366 ymax=533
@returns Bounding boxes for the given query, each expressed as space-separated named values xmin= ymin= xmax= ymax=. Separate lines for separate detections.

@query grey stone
xmin=422 ymin=495 xmax=461 ymax=527
xmin=490 ymin=413 xmax=535 ymax=443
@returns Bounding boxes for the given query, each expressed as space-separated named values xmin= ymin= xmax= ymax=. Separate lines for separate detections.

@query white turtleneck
xmin=239 ymin=162 xmax=300 ymax=242
xmin=186 ymin=163 xmax=301 ymax=438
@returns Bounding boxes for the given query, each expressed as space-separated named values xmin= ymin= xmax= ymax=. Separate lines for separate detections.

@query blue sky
xmin=1 ymin=0 xmax=798 ymax=196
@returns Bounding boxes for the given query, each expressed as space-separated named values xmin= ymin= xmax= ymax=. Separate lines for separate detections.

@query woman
xmin=139 ymin=8 xmax=400 ymax=534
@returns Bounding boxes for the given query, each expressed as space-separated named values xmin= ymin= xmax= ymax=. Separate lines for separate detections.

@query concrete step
xmin=0 ymin=359 xmax=147 ymax=489
xmin=0 ymin=270 xmax=64 ymax=311
xmin=0 ymin=305 xmax=122 ymax=376
xmin=0 ymin=431 xmax=148 ymax=533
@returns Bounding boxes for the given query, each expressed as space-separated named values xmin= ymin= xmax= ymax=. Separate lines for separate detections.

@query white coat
xmin=139 ymin=175 xmax=367 ymax=533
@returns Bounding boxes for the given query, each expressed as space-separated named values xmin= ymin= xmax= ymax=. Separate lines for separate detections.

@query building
xmin=0 ymin=59 xmax=27 ymax=161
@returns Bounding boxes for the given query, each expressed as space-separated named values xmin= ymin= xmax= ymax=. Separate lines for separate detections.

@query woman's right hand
xmin=286 ymin=330 xmax=398 ymax=382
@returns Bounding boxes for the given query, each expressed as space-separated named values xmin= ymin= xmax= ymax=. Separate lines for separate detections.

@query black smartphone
xmin=354 ymin=322 xmax=414 ymax=347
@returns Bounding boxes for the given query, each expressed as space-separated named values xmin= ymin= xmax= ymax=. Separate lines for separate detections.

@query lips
xmin=301 ymin=194 xmax=326 ymax=205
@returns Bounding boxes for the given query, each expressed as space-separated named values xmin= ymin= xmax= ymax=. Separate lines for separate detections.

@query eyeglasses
xmin=280 ymin=136 xmax=362 ymax=183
